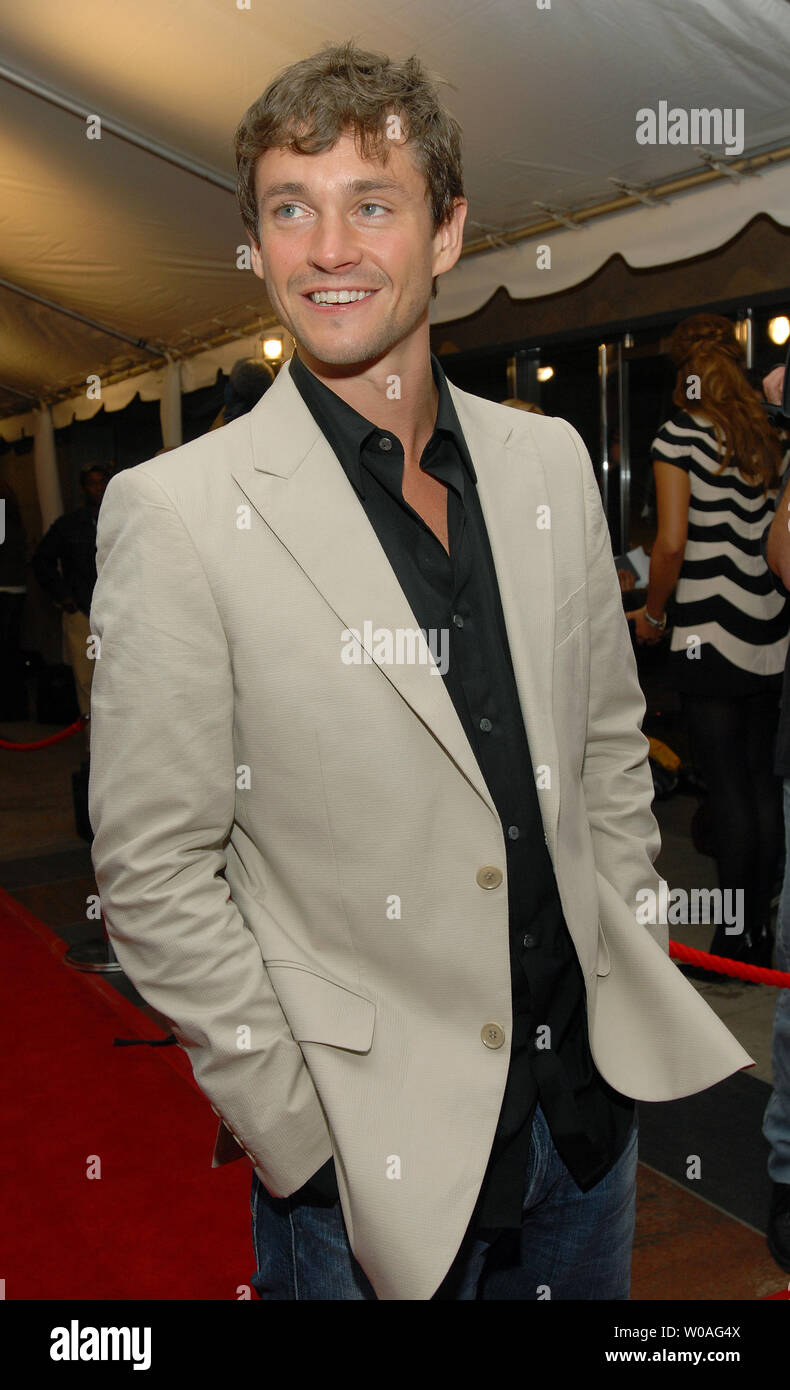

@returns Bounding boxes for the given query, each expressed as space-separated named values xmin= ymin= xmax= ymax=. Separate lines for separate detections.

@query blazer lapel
xmin=449 ymin=385 xmax=561 ymax=855
xmin=230 ymin=361 xmax=498 ymax=820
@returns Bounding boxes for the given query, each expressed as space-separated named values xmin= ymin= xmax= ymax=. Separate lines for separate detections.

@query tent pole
xmin=0 ymin=61 xmax=235 ymax=193
xmin=0 ymin=275 xmax=162 ymax=356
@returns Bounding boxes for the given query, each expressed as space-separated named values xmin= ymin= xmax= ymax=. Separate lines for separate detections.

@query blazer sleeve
xmin=88 ymin=465 xmax=332 ymax=1193
xmin=557 ymin=420 xmax=666 ymax=950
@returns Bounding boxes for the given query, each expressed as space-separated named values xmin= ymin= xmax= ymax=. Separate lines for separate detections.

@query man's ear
xmin=431 ymin=197 xmax=468 ymax=283
xmin=250 ymin=237 xmax=265 ymax=281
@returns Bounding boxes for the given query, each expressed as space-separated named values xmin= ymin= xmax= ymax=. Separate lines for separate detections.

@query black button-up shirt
xmin=288 ymin=348 xmax=635 ymax=1227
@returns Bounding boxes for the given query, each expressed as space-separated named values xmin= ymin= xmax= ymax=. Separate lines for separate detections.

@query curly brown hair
xmin=233 ymin=40 xmax=465 ymax=300
xmin=670 ymin=313 xmax=782 ymax=488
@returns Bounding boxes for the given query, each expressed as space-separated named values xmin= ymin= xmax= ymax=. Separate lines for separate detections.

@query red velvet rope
xmin=670 ymin=939 xmax=790 ymax=987
xmin=0 ymin=715 xmax=87 ymax=750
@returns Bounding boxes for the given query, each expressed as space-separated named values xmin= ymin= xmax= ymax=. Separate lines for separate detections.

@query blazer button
xmin=481 ymin=1023 xmax=505 ymax=1048
xmin=476 ymin=865 xmax=503 ymax=889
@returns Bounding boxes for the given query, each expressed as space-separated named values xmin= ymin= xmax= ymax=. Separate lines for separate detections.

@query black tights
xmin=681 ymin=689 xmax=783 ymax=954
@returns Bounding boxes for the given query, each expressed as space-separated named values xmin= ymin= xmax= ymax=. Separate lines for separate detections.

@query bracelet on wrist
xmin=643 ymin=608 xmax=667 ymax=631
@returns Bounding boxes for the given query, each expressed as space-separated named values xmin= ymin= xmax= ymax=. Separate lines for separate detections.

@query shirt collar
xmin=288 ymin=347 xmax=477 ymax=497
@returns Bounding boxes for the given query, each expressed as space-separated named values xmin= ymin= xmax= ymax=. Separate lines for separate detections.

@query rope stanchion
xmin=0 ymin=715 xmax=87 ymax=750
xmin=670 ymin=939 xmax=790 ymax=988
xmin=65 ymin=915 xmax=122 ymax=974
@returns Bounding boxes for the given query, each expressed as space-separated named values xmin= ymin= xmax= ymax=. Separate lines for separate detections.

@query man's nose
xmin=306 ymin=209 xmax=364 ymax=270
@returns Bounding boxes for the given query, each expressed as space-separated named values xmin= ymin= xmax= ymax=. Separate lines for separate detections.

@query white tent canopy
xmin=1 ymin=0 xmax=789 ymax=444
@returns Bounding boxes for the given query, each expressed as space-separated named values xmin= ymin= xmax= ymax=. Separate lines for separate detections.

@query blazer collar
xmin=287 ymin=347 xmax=478 ymax=497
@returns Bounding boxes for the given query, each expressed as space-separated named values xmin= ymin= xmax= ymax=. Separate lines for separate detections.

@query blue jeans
xmin=762 ymin=778 xmax=790 ymax=1185
xmin=249 ymin=1102 xmax=638 ymax=1300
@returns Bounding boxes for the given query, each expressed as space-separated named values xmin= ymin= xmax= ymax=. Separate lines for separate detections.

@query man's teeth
xmin=308 ymin=289 xmax=375 ymax=304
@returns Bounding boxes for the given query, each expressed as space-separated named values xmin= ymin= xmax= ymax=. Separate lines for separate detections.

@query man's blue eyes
xmin=274 ymin=203 xmax=388 ymax=219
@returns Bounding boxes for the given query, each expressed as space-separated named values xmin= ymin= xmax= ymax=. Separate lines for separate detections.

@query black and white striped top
xmin=651 ymin=410 xmax=790 ymax=694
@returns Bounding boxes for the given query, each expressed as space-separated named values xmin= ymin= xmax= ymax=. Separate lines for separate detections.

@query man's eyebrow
xmin=257 ymin=177 xmax=406 ymax=207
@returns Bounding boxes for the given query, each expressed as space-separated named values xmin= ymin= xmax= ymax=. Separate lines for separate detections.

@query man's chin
xmin=292 ymin=328 xmax=396 ymax=371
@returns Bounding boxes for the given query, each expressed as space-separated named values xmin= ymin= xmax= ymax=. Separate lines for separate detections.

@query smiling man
xmin=88 ymin=40 xmax=751 ymax=1302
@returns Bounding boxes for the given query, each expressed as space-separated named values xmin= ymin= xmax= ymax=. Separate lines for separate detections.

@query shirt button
xmin=378 ymin=436 xmax=392 ymax=451
xmin=481 ymin=1023 xmax=505 ymax=1049
xmin=476 ymin=866 xmax=503 ymax=889
xmin=452 ymin=613 xmax=464 ymax=628
xmin=522 ymin=933 xmax=535 ymax=949
xmin=507 ymin=825 xmax=520 ymax=840
xmin=479 ymin=717 xmax=492 ymax=732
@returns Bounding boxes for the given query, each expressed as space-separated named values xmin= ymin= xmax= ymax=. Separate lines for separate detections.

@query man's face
xmin=249 ymin=128 xmax=466 ymax=369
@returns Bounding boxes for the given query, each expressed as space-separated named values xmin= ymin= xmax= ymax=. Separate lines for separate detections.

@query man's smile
xmin=301 ymin=287 xmax=382 ymax=310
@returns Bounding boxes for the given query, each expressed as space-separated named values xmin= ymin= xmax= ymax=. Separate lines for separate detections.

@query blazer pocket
xmin=266 ymin=962 xmax=376 ymax=1052
xmin=554 ymin=583 xmax=589 ymax=647
xmin=596 ymin=921 xmax=611 ymax=977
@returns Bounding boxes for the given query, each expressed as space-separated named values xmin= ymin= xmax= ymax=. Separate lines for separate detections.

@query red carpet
xmin=0 ymin=888 xmax=252 ymax=1299
xmin=4 ymin=886 xmax=787 ymax=1304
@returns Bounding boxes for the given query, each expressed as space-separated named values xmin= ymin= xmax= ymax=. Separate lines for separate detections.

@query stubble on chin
xmin=294 ymin=292 xmax=431 ymax=369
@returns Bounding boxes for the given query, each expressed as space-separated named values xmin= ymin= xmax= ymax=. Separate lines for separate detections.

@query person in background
xmin=760 ymin=360 xmax=790 ymax=1272
xmin=32 ymin=464 xmax=111 ymax=755
xmin=225 ymin=356 xmax=276 ymax=422
xmin=628 ymin=314 xmax=789 ymax=975
xmin=208 ymin=356 xmax=276 ymax=431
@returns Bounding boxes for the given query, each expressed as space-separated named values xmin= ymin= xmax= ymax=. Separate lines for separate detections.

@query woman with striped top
xmin=629 ymin=313 xmax=789 ymax=971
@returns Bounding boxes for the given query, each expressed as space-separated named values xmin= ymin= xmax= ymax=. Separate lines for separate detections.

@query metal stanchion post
xmin=64 ymin=915 xmax=123 ymax=973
